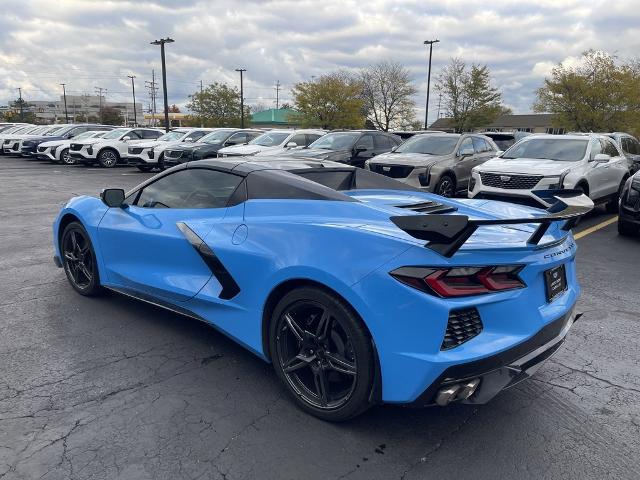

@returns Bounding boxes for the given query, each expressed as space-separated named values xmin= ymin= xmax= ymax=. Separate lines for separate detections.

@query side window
xmin=601 ymin=138 xmax=619 ymax=157
xmin=226 ymin=132 xmax=247 ymax=145
xmin=589 ymin=139 xmax=602 ymax=160
xmin=620 ymin=137 xmax=631 ymax=154
xmin=459 ymin=137 xmax=474 ymax=155
xmin=143 ymin=130 xmax=162 ymax=139
xmin=134 ymin=169 xmax=243 ymax=209
xmin=630 ymin=138 xmax=640 ymax=155
xmin=373 ymin=135 xmax=392 ymax=151
xmin=127 ymin=130 xmax=143 ymax=140
xmin=247 ymin=132 xmax=261 ymax=141
xmin=356 ymin=134 xmax=374 ymax=151
xmin=472 ymin=137 xmax=487 ymax=153
xmin=305 ymin=134 xmax=322 ymax=146
xmin=290 ymin=134 xmax=307 ymax=147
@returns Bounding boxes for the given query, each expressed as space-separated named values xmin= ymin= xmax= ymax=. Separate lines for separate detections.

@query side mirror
xmin=184 ymin=138 xmax=194 ymax=143
xmin=286 ymin=141 xmax=298 ymax=148
xmin=100 ymin=188 xmax=126 ymax=208
xmin=459 ymin=147 xmax=474 ymax=157
xmin=122 ymin=136 xmax=131 ymax=141
xmin=593 ymin=153 xmax=610 ymax=163
xmin=354 ymin=145 xmax=368 ymax=154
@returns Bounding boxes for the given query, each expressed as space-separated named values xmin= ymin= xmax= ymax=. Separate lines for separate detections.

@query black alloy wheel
xmin=60 ymin=148 xmax=73 ymax=165
xmin=606 ymin=178 xmax=627 ymax=213
xmin=270 ymin=287 xmax=375 ymax=421
xmin=61 ymin=222 xmax=102 ymax=296
xmin=157 ymin=153 xmax=165 ymax=171
xmin=435 ymin=174 xmax=455 ymax=198
xmin=98 ymin=149 xmax=119 ymax=168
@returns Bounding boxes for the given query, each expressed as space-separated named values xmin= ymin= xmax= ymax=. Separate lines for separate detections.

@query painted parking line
xmin=574 ymin=216 xmax=618 ymax=240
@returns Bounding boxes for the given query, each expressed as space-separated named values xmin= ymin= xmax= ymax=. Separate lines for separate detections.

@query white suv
xmin=469 ymin=134 xmax=630 ymax=211
xmin=69 ymin=127 xmax=163 ymax=168
xmin=217 ymin=129 xmax=325 ymax=157
xmin=127 ymin=128 xmax=216 ymax=171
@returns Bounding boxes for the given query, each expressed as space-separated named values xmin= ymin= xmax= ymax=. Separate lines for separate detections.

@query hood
xmin=284 ymin=148 xmax=351 ymax=162
xmin=71 ymin=138 xmax=106 ymax=146
xmin=169 ymin=141 xmax=215 ymax=152
xmin=370 ymin=151 xmax=450 ymax=166
xmin=478 ymin=157 xmax=576 ymax=175
xmin=132 ymin=140 xmax=161 ymax=148
xmin=39 ymin=139 xmax=68 ymax=148
xmin=22 ymin=135 xmax=64 ymax=143
xmin=218 ymin=144 xmax=274 ymax=155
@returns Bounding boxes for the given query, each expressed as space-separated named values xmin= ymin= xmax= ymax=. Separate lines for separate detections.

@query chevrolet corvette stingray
xmin=52 ymin=158 xmax=593 ymax=421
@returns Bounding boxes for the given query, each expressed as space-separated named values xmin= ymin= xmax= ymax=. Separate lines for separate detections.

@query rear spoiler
xmin=390 ymin=190 xmax=594 ymax=257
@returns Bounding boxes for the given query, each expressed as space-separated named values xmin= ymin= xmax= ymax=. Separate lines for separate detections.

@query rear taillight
xmin=390 ymin=265 xmax=525 ymax=297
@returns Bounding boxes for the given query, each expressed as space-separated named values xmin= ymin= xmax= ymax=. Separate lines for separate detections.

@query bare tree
xmin=360 ymin=61 xmax=417 ymax=131
xmin=437 ymin=58 xmax=505 ymax=132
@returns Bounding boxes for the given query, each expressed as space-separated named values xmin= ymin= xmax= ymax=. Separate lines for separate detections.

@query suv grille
xmin=441 ymin=308 xmax=483 ymax=350
xmin=165 ymin=149 xmax=183 ymax=159
xmin=37 ymin=146 xmax=47 ymax=152
xmin=70 ymin=143 xmax=83 ymax=151
xmin=480 ymin=172 xmax=542 ymax=190
xmin=369 ymin=163 xmax=414 ymax=178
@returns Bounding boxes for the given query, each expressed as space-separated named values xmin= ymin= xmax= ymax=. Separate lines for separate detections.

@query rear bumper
xmin=409 ymin=306 xmax=578 ymax=406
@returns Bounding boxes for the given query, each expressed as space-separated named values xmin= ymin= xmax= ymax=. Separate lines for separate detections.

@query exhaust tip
xmin=456 ymin=378 xmax=481 ymax=401
xmin=435 ymin=385 xmax=461 ymax=406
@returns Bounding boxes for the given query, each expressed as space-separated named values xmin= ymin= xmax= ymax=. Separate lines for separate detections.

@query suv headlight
xmin=546 ymin=170 xmax=569 ymax=189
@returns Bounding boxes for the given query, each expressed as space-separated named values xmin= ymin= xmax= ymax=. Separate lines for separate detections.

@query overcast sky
xmin=1 ymin=0 xmax=639 ymax=124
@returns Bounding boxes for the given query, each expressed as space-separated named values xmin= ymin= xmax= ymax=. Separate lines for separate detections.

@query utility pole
xmin=423 ymin=39 xmax=440 ymax=130
xmin=17 ymin=88 xmax=23 ymax=122
xmin=199 ymin=79 xmax=204 ymax=127
xmin=235 ymin=68 xmax=246 ymax=128
xmin=151 ymin=37 xmax=175 ymax=132
xmin=60 ymin=84 xmax=69 ymax=123
xmin=127 ymin=75 xmax=137 ymax=126
xmin=437 ymin=93 xmax=442 ymax=119
xmin=94 ymin=86 xmax=106 ymax=123
xmin=145 ymin=70 xmax=158 ymax=127
xmin=275 ymin=80 xmax=281 ymax=109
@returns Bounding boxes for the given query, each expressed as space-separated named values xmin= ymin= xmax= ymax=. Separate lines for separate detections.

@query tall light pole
xmin=127 ymin=75 xmax=137 ymax=126
xmin=151 ymin=37 xmax=174 ymax=132
xmin=94 ymin=87 xmax=106 ymax=123
xmin=60 ymin=84 xmax=69 ymax=123
xmin=235 ymin=68 xmax=246 ymax=128
xmin=423 ymin=39 xmax=440 ymax=130
xmin=17 ymin=87 xmax=23 ymax=122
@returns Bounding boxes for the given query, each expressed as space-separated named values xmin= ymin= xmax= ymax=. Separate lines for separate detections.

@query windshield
xmin=72 ymin=131 xmax=98 ymax=140
xmin=44 ymin=126 xmax=64 ymax=135
xmin=395 ymin=135 xmax=459 ymax=155
xmin=102 ymin=128 xmax=129 ymax=140
xmin=502 ymin=138 xmax=588 ymax=161
xmin=158 ymin=131 xmax=185 ymax=142
xmin=309 ymin=132 xmax=360 ymax=150
xmin=249 ymin=132 xmax=290 ymax=147
xmin=200 ymin=130 xmax=232 ymax=144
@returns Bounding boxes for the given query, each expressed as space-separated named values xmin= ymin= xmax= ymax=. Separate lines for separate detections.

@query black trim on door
xmin=176 ymin=222 xmax=241 ymax=300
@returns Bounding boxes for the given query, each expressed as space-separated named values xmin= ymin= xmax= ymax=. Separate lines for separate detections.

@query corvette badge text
xmin=544 ymin=241 xmax=576 ymax=259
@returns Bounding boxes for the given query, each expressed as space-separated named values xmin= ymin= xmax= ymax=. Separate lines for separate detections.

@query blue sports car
xmin=52 ymin=158 xmax=593 ymax=421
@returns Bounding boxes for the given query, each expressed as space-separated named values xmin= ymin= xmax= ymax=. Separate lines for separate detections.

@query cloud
xmin=0 ymin=0 xmax=638 ymax=123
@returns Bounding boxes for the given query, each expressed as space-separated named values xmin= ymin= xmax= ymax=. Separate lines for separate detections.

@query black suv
xmin=20 ymin=124 xmax=113 ymax=157
xmin=606 ymin=132 xmax=640 ymax=174
xmin=281 ymin=130 xmax=402 ymax=168
xmin=163 ymin=128 xmax=262 ymax=166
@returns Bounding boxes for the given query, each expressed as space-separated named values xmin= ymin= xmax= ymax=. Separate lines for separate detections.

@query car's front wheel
xmin=98 ymin=149 xmax=119 ymax=168
xmin=269 ymin=287 xmax=375 ymax=421
xmin=157 ymin=153 xmax=165 ymax=171
xmin=606 ymin=178 xmax=626 ymax=213
xmin=435 ymin=174 xmax=455 ymax=197
xmin=60 ymin=148 xmax=73 ymax=165
xmin=61 ymin=222 xmax=102 ymax=296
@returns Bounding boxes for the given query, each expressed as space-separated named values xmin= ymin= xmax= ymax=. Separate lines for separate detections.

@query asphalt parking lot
xmin=0 ymin=157 xmax=639 ymax=480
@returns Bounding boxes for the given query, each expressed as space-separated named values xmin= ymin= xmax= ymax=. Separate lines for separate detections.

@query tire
xmin=60 ymin=148 xmax=74 ymax=165
xmin=60 ymin=222 xmax=102 ymax=296
xmin=435 ymin=174 xmax=456 ymax=198
xmin=269 ymin=287 xmax=375 ymax=421
xmin=98 ymin=149 xmax=119 ymax=168
xmin=618 ymin=218 xmax=636 ymax=236
xmin=137 ymin=165 xmax=153 ymax=172
xmin=606 ymin=178 xmax=626 ymax=213
xmin=157 ymin=153 xmax=165 ymax=171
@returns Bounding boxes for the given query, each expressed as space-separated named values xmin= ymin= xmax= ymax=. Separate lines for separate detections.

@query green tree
xmin=186 ymin=82 xmax=246 ymax=127
xmin=291 ymin=72 xmax=365 ymax=129
xmin=101 ymin=106 xmax=124 ymax=125
xmin=360 ymin=61 xmax=417 ymax=131
xmin=534 ymin=50 xmax=640 ymax=134
xmin=437 ymin=58 xmax=506 ymax=132
xmin=3 ymin=99 xmax=36 ymax=123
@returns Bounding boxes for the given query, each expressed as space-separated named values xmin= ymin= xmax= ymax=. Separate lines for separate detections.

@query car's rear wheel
xmin=618 ymin=217 xmax=636 ymax=236
xmin=137 ymin=165 xmax=153 ymax=172
xmin=269 ymin=287 xmax=374 ymax=421
xmin=60 ymin=148 xmax=73 ymax=165
xmin=98 ymin=149 xmax=119 ymax=168
xmin=61 ymin=222 xmax=102 ymax=296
